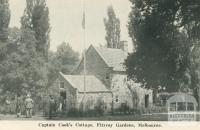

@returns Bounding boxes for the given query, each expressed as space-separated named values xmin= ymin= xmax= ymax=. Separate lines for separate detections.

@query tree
xmin=0 ymin=0 xmax=10 ymax=60
xmin=126 ymin=0 xmax=200 ymax=108
xmin=127 ymin=81 xmax=140 ymax=111
xmin=21 ymin=0 xmax=50 ymax=58
xmin=0 ymin=28 xmax=48 ymax=95
xmin=104 ymin=5 xmax=121 ymax=48
xmin=18 ymin=0 xmax=50 ymax=98
xmin=56 ymin=42 xmax=79 ymax=74
xmin=126 ymin=0 xmax=200 ymax=92
xmin=0 ymin=0 xmax=10 ymax=42
xmin=180 ymin=1 xmax=200 ymax=108
xmin=0 ymin=0 xmax=50 ymax=100
xmin=0 ymin=0 xmax=11 ymax=93
xmin=47 ymin=42 xmax=79 ymax=86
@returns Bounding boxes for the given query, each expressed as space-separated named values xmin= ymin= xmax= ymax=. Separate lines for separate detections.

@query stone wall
xmin=110 ymin=73 xmax=153 ymax=111
xmin=127 ymin=80 xmax=153 ymax=111
xmin=76 ymin=92 xmax=113 ymax=113
xmin=48 ymin=78 xmax=61 ymax=97
xmin=74 ymin=46 xmax=112 ymax=88
xmin=55 ymin=75 xmax=113 ymax=114
xmin=56 ymin=75 xmax=77 ymax=112
xmin=110 ymin=74 xmax=133 ymax=110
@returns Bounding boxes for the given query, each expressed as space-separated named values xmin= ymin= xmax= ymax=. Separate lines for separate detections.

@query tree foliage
xmin=56 ymin=42 xmax=79 ymax=73
xmin=47 ymin=42 xmax=79 ymax=86
xmin=104 ymin=5 xmax=121 ymax=48
xmin=0 ymin=0 xmax=50 ymax=96
xmin=126 ymin=0 xmax=200 ymax=92
xmin=0 ymin=0 xmax=10 ymax=93
xmin=0 ymin=0 xmax=10 ymax=60
xmin=0 ymin=0 xmax=10 ymax=42
xmin=0 ymin=28 xmax=48 ymax=95
xmin=21 ymin=0 xmax=50 ymax=58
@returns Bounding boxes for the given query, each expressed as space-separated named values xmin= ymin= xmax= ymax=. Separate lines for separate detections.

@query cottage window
xmin=115 ymin=96 xmax=119 ymax=102
xmin=112 ymin=85 xmax=114 ymax=89
xmin=123 ymin=77 xmax=127 ymax=83
xmin=104 ymin=104 xmax=107 ymax=110
xmin=105 ymin=73 xmax=109 ymax=80
xmin=145 ymin=94 xmax=149 ymax=108
xmin=60 ymin=82 xmax=64 ymax=88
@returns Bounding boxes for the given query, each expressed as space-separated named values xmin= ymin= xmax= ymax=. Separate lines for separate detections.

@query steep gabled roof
xmin=60 ymin=73 xmax=110 ymax=93
xmin=73 ymin=45 xmax=128 ymax=73
xmin=93 ymin=46 xmax=128 ymax=71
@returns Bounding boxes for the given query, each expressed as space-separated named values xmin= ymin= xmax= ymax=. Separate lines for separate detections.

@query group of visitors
xmin=1 ymin=93 xmax=65 ymax=119
xmin=1 ymin=94 xmax=34 ymax=118
xmin=43 ymin=95 xmax=66 ymax=119
xmin=15 ymin=94 xmax=34 ymax=118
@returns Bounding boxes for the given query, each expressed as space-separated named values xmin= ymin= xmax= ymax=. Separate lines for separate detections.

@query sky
xmin=9 ymin=0 xmax=133 ymax=53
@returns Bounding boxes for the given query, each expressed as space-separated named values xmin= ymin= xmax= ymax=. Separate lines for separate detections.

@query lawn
xmin=0 ymin=113 xmax=199 ymax=121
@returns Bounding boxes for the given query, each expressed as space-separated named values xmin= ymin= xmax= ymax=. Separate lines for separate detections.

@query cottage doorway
xmin=60 ymin=91 xmax=66 ymax=112
xmin=60 ymin=91 xmax=66 ymax=99
xmin=145 ymin=94 xmax=149 ymax=108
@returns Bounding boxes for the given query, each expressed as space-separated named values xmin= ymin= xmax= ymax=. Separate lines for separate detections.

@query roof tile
xmin=60 ymin=73 xmax=110 ymax=93
xmin=94 ymin=46 xmax=127 ymax=71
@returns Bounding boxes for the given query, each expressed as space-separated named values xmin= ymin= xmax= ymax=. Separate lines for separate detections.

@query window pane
xmin=60 ymin=82 xmax=64 ymax=88
xmin=115 ymin=96 xmax=119 ymax=102
xmin=170 ymin=103 xmax=176 ymax=111
xmin=177 ymin=102 xmax=186 ymax=111
xmin=187 ymin=102 xmax=194 ymax=111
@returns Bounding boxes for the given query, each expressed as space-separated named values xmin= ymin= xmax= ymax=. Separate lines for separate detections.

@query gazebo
xmin=167 ymin=93 xmax=197 ymax=121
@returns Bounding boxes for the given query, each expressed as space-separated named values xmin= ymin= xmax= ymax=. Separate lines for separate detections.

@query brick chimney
xmin=119 ymin=41 xmax=128 ymax=52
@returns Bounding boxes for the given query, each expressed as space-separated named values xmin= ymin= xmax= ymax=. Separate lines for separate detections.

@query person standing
xmin=49 ymin=95 xmax=55 ymax=119
xmin=16 ymin=95 xmax=22 ymax=117
xmin=5 ymin=97 xmax=11 ymax=114
xmin=25 ymin=94 xmax=34 ymax=118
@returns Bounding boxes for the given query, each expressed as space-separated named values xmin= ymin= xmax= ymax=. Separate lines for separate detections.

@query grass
xmin=0 ymin=113 xmax=199 ymax=121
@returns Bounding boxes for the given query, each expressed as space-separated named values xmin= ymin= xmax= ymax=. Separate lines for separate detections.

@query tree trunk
xmin=198 ymin=87 xmax=200 ymax=111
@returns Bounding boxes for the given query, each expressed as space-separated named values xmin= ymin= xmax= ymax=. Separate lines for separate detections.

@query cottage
xmin=54 ymin=42 xmax=153 ymax=114
xmin=58 ymin=73 xmax=112 ymax=113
